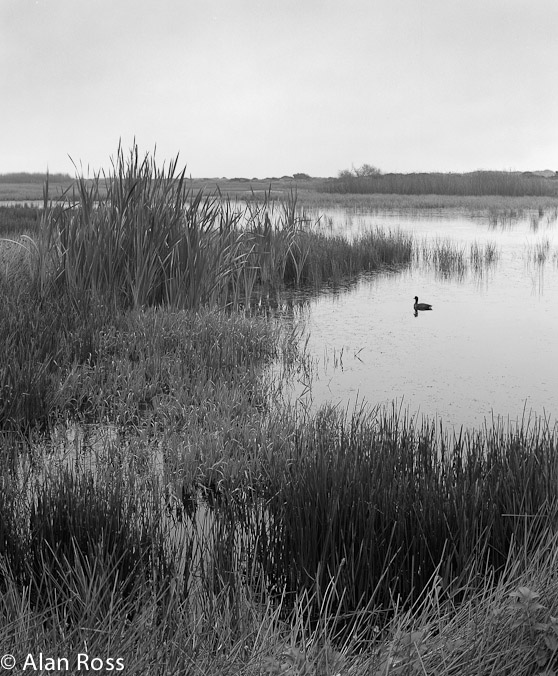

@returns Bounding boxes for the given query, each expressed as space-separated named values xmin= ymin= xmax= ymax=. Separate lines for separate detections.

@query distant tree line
xmin=0 ymin=172 xmax=72 ymax=184
xmin=322 ymin=167 xmax=558 ymax=197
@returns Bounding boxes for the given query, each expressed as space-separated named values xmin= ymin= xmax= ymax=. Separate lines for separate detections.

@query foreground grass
xmin=2 ymin=412 xmax=558 ymax=675
xmin=2 ymin=534 xmax=558 ymax=675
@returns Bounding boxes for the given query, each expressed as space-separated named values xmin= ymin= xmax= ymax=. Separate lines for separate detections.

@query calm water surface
xmin=278 ymin=207 xmax=558 ymax=432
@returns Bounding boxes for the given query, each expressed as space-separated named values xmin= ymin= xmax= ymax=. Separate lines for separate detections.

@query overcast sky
xmin=1 ymin=0 xmax=557 ymax=177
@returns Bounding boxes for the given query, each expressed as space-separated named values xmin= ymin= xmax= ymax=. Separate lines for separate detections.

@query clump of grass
xmin=420 ymin=238 xmax=467 ymax=279
xmin=417 ymin=238 xmax=499 ymax=281
xmin=527 ymin=237 xmax=551 ymax=265
xmin=470 ymin=240 xmax=499 ymax=273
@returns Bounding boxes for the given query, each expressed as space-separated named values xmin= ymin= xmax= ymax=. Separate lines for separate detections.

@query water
xmin=277 ymin=206 xmax=558 ymax=432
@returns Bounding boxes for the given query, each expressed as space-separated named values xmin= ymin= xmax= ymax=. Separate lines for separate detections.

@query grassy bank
xmin=2 ymin=146 xmax=558 ymax=675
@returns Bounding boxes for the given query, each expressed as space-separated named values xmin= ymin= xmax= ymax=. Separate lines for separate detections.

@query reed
xmin=0 ymin=282 xmax=113 ymax=430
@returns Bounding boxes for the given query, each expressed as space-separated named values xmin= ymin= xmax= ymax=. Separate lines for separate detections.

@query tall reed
xmin=36 ymin=146 xmax=254 ymax=310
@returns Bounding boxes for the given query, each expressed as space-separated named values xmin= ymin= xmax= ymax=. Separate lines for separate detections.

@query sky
xmin=1 ymin=0 xmax=558 ymax=178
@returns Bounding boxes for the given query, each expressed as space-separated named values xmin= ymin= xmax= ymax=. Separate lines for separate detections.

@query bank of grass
xmin=2 ymin=146 xmax=558 ymax=674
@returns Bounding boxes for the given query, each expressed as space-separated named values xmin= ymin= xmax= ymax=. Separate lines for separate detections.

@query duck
xmin=414 ymin=296 xmax=432 ymax=311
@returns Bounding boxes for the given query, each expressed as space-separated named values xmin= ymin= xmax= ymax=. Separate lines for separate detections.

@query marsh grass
xmin=3 ymin=149 xmax=558 ymax=674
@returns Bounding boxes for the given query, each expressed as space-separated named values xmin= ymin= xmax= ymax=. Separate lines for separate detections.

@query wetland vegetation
xmin=2 ymin=146 xmax=558 ymax=674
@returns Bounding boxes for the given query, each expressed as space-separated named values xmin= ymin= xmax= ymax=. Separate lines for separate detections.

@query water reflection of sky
xmin=276 ymin=208 xmax=558 ymax=433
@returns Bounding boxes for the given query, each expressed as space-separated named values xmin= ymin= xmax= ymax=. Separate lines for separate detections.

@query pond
xmin=275 ymin=204 xmax=558 ymax=433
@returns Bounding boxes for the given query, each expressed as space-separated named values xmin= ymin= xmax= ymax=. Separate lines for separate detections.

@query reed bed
xmin=284 ymin=227 xmax=413 ymax=286
xmin=2 ymin=532 xmax=558 ymax=675
xmin=35 ymin=148 xmax=252 ymax=310
xmin=28 ymin=146 xmax=412 ymax=311
xmin=321 ymin=171 xmax=558 ymax=197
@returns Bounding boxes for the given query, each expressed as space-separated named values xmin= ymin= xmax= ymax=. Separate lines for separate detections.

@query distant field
xmin=0 ymin=176 xmax=320 ymax=202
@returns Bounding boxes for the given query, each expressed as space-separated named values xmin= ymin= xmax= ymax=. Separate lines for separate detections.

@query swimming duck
xmin=414 ymin=296 xmax=432 ymax=311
